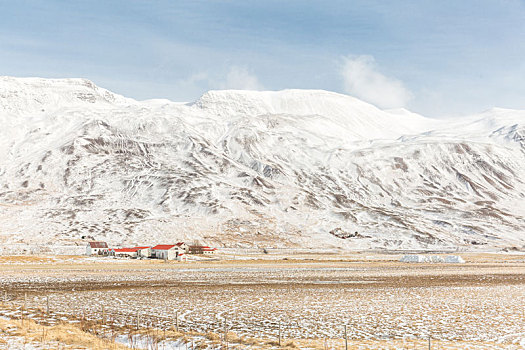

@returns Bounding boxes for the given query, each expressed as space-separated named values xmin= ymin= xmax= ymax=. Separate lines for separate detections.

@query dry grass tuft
xmin=206 ymin=331 xmax=222 ymax=341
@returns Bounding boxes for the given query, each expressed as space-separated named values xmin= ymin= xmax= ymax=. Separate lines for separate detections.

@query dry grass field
xmin=1 ymin=252 xmax=525 ymax=349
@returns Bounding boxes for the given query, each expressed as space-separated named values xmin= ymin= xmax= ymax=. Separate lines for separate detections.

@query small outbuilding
xmin=86 ymin=241 xmax=110 ymax=256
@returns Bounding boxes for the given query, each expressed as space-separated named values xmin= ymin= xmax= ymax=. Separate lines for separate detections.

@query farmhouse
xmin=86 ymin=241 xmax=110 ymax=256
xmin=151 ymin=243 xmax=186 ymax=260
xmin=174 ymin=242 xmax=189 ymax=253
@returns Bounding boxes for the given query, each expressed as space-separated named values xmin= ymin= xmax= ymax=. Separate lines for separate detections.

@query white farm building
xmin=151 ymin=243 xmax=187 ymax=260
xmin=86 ymin=241 xmax=110 ymax=256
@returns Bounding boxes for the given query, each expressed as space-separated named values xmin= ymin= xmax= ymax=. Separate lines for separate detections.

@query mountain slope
xmin=0 ymin=77 xmax=524 ymax=251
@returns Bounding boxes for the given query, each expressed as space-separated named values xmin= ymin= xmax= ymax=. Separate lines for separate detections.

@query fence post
xmin=23 ymin=292 xmax=27 ymax=323
xmin=224 ymin=317 xmax=228 ymax=342
xmin=136 ymin=310 xmax=140 ymax=330
xmin=278 ymin=320 xmax=282 ymax=346
xmin=46 ymin=296 xmax=49 ymax=316
xmin=344 ymin=324 xmax=348 ymax=350
xmin=428 ymin=335 xmax=431 ymax=350
xmin=102 ymin=305 xmax=105 ymax=324
xmin=175 ymin=310 xmax=179 ymax=332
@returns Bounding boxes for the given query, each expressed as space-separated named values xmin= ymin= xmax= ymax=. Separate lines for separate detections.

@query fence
xmin=0 ymin=291 xmax=438 ymax=350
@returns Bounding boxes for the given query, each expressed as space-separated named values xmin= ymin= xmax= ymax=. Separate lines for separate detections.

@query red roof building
xmin=113 ymin=248 xmax=138 ymax=253
xmin=151 ymin=243 xmax=187 ymax=260
xmin=109 ymin=246 xmax=152 ymax=258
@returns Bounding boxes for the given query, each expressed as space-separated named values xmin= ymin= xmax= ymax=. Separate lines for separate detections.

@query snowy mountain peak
xmin=0 ymin=76 xmax=130 ymax=115
xmin=191 ymin=88 xmax=436 ymax=140
xmin=194 ymin=88 xmax=393 ymax=118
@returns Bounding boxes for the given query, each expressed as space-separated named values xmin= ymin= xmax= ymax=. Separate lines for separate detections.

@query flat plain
xmin=1 ymin=252 xmax=525 ymax=349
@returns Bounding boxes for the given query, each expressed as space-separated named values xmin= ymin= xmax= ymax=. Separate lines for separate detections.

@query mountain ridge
xmin=0 ymin=77 xmax=524 ymax=252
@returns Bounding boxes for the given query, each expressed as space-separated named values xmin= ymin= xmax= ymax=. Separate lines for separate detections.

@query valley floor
xmin=1 ymin=252 xmax=525 ymax=349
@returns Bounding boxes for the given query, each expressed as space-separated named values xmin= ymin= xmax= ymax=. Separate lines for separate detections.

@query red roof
xmin=113 ymin=247 xmax=149 ymax=252
xmin=152 ymin=244 xmax=177 ymax=250
xmin=89 ymin=241 xmax=108 ymax=248
xmin=113 ymin=248 xmax=138 ymax=253
xmin=175 ymin=242 xmax=186 ymax=246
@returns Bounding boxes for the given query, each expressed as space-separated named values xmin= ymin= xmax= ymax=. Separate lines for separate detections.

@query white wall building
xmin=86 ymin=241 xmax=110 ymax=256
xmin=134 ymin=246 xmax=151 ymax=258
xmin=151 ymin=244 xmax=185 ymax=260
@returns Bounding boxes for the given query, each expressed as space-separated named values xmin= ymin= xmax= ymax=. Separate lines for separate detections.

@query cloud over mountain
xmin=341 ymin=55 xmax=412 ymax=109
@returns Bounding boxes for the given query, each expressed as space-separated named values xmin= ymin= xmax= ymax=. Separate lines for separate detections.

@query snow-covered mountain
xmin=1 ymin=76 xmax=524 ymax=251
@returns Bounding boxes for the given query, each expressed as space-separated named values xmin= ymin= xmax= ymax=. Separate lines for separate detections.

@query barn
xmin=86 ymin=241 xmax=110 ymax=256
xmin=151 ymin=244 xmax=186 ymax=260
xmin=112 ymin=248 xmax=138 ymax=258
xmin=110 ymin=246 xmax=152 ymax=259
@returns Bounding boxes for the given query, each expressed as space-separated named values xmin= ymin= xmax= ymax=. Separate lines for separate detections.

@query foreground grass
xmin=0 ymin=308 xmax=520 ymax=349
xmin=0 ymin=317 xmax=129 ymax=349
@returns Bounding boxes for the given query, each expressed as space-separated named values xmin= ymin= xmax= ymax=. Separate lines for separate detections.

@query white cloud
xmin=170 ymin=67 xmax=263 ymax=101
xmin=219 ymin=66 xmax=264 ymax=90
xmin=341 ymin=55 xmax=412 ymax=109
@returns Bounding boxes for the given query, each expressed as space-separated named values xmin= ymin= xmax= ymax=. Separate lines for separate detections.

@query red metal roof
xmin=151 ymin=244 xmax=177 ymax=250
xmin=133 ymin=246 xmax=151 ymax=250
xmin=89 ymin=241 xmax=108 ymax=248
xmin=113 ymin=248 xmax=138 ymax=253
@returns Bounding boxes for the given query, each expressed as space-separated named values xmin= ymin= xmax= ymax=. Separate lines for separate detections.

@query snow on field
xmin=2 ymin=283 xmax=524 ymax=349
xmin=2 ymin=262 xmax=525 ymax=348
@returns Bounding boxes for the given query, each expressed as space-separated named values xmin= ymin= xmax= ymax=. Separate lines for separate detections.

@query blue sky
xmin=1 ymin=0 xmax=524 ymax=117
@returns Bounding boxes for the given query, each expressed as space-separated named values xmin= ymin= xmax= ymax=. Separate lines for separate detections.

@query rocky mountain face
xmin=1 ymin=76 xmax=524 ymax=251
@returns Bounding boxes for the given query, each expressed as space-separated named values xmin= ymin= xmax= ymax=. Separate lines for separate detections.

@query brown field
xmin=1 ymin=252 xmax=525 ymax=349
